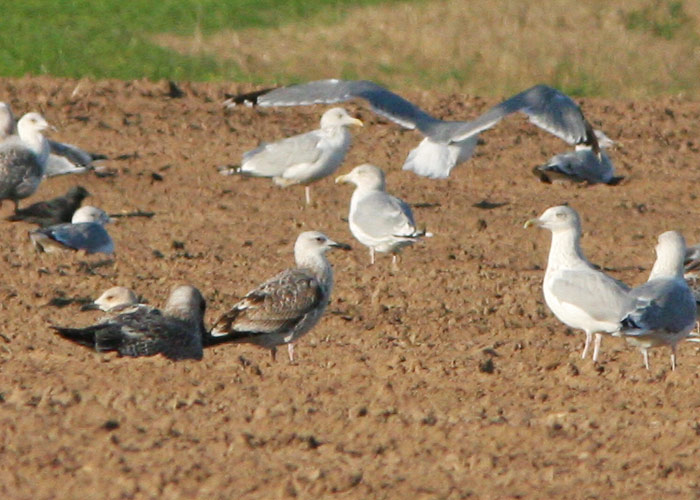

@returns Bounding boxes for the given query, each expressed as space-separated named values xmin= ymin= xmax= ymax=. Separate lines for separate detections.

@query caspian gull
xmin=0 ymin=112 xmax=50 ymax=210
xmin=80 ymin=286 xmax=141 ymax=313
xmin=207 ymin=231 xmax=350 ymax=362
xmin=7 ymin=185 xmax=90 ymax=227
xmin=616 ymin=231 xmax=696 ymax=370
xmin=219 ymin=107 xmax=362 ymax=204
xmin=52 ymin=285 xmax=207 ymax=360
xmin=227 ymin=80 xmax=602 ymax=179
xmin=335 ymin=163 xmax=431 ymax=268
xmin=30 ymin=205 xmax=114 ymax=255
xmin=525 ymin=205 xmax=631 ymax=362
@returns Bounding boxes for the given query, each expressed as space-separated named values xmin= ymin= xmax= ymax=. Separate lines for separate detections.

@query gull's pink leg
xmin=287 ymin=343 xmax=295 ymax=363
xmin=581 ymin=331 xmax=592 ymax=359
xmin=592 ymin=333 xmax=603 ymax=362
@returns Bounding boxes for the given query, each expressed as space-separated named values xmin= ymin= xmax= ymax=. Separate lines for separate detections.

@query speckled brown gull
xmin=30 ymin=205 xmax=114 ymax=255
xmin=52 ymin=285 xmax=207 ymax=360
xmin=207 ymin=231 xmax=350 ymax=362
xmin=336 ymin=164 xmax=431 ymax=268
xmin=218 ymin=107 xmax=362 ymax=204
xmin=227 ymin=80 xmax=601 ymax=179
xmin=616 ymin=231 xmax=696 ymax=370
xmin=525 ymin=205 xmax=632 ymax=362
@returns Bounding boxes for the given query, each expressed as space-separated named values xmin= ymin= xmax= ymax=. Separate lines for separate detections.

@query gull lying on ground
xmin=0 ymin=102 xmax=107 ymax=177
xmin=0 ymin=112 xmax=51 ymax=210
xmin=525 ymin=205 xmax=632 ymax=362
xmin=335 ymin=163 xmax=432 ymax=268
xmin=218 ymin=107 xmax=362 ymax=204
xmin=30 ymin=205 xmax=114 ymax=254
xmin=533 ymin=147 xmax=621 ymax=185
xmin=7 ymin=185 xmax=90 ymax=227
xmin=226 ymin=80 xmax=603 ymax=179
xmin=52 ymin=285 xmax=207 ymax=360
xmin=616 ymin=231 xmax=696 ymax=370
xmin=207 ymin=231 xmax=350 ymax=362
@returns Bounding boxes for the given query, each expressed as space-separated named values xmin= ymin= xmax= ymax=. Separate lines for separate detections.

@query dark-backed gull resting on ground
xmin=30 ymin=205 xmax=114 ymax=255
xmin=52 ymin=285 xmax=207 ymax=360
xmin=218 ymin=107 xmax=362 ymax=205
xmin=615 ymin=231 xmax=696 ymax=370
xmin=7 ymin=185 xmax=90 ymax=227
xmin=0 ymin=112 xmax=51 ymax=210
xmin=335 ymin=164 xmax=432 ymax=268
xmin=226 ymin=80 xmax=604 ymax=179
xmin=206 ymin=231 xmax=350 ymax=362
xmin=525 ymin=205 xmax=632 ymax=362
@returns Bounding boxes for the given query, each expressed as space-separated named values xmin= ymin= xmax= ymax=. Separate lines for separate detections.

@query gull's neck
xmin=545 ymin=227 xmax=590 ymax=272
xmin=17 ymin=123 xmax=49 ymax=165
xmin=296 ymin=250 xmax=333 ymax=291
xmin=648 ymin=250 xmax=684 ymax=281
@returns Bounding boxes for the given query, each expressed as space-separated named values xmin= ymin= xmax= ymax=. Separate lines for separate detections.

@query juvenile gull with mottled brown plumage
xmin=207 ymin=231 xmax=350 ymax=362
xmin=52 ymin=285 xmax=207 ymax=360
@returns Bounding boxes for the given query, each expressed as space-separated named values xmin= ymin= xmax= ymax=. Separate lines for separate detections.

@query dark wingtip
xmin=606 ymin=176 xmax=625 ymax=186
xmin=223 ymin=87 xmax=277 ymax=107
xmin=532 ymin=166 xmax=552 ymax=184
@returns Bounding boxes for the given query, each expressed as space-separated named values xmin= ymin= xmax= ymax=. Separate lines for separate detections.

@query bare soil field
xmin=1 ymin=76 xmax=700 ymax=499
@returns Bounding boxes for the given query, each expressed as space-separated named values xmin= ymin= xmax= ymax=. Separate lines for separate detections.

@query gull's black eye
xmin=316 ymin=236 xmax=325 ymax=243
xmin=556 ymin=212 xmax=566 ymax=219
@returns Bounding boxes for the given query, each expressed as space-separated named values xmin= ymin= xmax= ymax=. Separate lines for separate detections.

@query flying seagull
xmin=226 ymin=79 xmax=602 ymax=179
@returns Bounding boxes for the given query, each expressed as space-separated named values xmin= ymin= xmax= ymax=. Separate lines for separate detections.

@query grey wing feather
xmin=257 ymin=79 xmax=441 ymax=132
xmin=41 ymin=222 xmax=113 ymax=253
xmin=48 ymin=140 xmax=94 ymax=166
xmin=242 ymin=130 xmax=323 ymax=176
xmin=550 ymin=269 xmax=631 ymax=323
xmin=451 ymin=85 xmax=591 ymax=145
xmin=352 ymin=192 xmax=418 ymax=239
xmin=215 ymin=269 xmax=324 ymax=337
xmin=623 ymin=279 xmax=696 ymax=334
xmin=0 ymin=141 xmax=42 ymax=196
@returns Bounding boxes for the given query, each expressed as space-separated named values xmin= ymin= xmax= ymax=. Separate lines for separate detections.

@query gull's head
xmin=524 ymin=205 xmax=581 ymax=233
xmin=66 ymin=186 xmax=91 ymax=202
xmin=650 ymin=230 xmax=687 ymax=279
xmin=17 ymin=112 xmax=51 ymax=135
xmin=71 ymin=205 xmax=112 ymax=225
xmin=82 ymin=286 xmax=139 ymax=312
xmin=335 ymin=163 xmax=386 ymax=191
xmin=320 ymin=107 xmax=363 ymax=130
xmin=295 ymin=231 xmax=351 ymax=260
xmin=163 ymin=285 xmax=207 ymax=325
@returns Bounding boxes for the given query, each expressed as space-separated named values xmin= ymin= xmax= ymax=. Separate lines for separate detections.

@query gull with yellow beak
xmin=219 ymin=107 xmax=363 ymax=204
xmin=336 ymin=163 xmax=432 ymax=269
xmin=524 ymin=205 xmax=632 ymax=362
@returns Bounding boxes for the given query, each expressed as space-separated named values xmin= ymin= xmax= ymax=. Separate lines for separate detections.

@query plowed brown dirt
xmin=1 ymin=77 xmax=700 ymax=499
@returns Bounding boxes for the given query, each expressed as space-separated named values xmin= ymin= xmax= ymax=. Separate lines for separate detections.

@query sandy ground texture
xmin=1 ymin=76 xmax=700 ymax=499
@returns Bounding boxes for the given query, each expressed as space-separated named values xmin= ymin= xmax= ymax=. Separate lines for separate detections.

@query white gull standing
xmin=227 ymin=80 xmax=603 ymax=179
xmin=616 ymin=231 xmax=696 ymax=370
xmin=30 ymin=205 xmax=114 ymax=255
xmin=52 ymin=285 xmax=207 ymax=360
xmin=335 ymin=163 xmax=431 ymax=268
xmin=0 ymin=112 xmax=51 ymax=210
xmin=207 ymin=231 xmax=350 ymax=362
xmin=219 ymin=107 xmax=362 ymax=204
xmin=524 ymin=205 xmax=632 ymax=362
